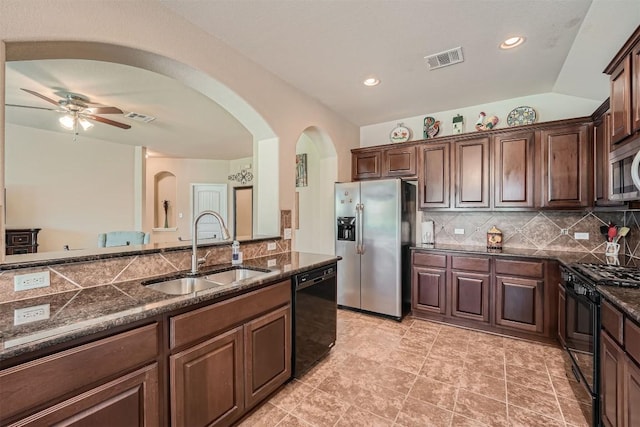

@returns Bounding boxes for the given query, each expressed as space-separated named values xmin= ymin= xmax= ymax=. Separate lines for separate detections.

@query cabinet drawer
xmin=602 ymin=300 xmax=624 ymax=344
xmin=413 ymin=252 xmax=447 ymax=268
xmin=170 ymin=280 xmax=290 ymax=349
xmin=9 ymin=234 xmax=32 ymax=245
xmin=625 ymin=318 xmax=640 ymax=365
xmin=495 ymin=259 xmax=543 ymax=278
xmin=0 ymin=323 xmax=158 ymax=422
xmin=451 ymin=256 xmax=490 ymax=272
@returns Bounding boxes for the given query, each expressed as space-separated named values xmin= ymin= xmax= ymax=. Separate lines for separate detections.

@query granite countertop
xmin=0 ymin=251 xmax=339 ymax=361
xmin=412 ymin=243 xmax=640 ymax=325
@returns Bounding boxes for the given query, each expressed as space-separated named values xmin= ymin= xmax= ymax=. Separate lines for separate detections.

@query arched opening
xmin=293 ymin=126 xmax=337 ymax=255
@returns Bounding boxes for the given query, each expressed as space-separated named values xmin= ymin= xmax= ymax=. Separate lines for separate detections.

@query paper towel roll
xmin=422 ymin=220 xmax=435 ymax=244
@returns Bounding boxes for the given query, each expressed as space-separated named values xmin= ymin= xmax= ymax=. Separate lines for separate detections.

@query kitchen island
xmin=0 ymin=251 xmax=339 ymax=426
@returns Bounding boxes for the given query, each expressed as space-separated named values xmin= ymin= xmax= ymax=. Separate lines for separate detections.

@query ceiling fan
xmin=6 ymin=88 xmax=131 ymax=139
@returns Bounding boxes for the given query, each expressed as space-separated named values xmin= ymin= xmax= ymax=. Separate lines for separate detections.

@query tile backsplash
xmin=420 ymin=210 xmax=640 ymax=258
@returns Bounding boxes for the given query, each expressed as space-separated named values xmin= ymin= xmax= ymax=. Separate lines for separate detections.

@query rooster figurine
xmin=475 ymin=112 xmax=499 ymax=131
xmin=423 ymin=116 xmax=441 ymax=139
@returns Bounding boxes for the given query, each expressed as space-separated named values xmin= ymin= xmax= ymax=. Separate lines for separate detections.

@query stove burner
xmin=573 ymin=263 xmax=640 ymax=288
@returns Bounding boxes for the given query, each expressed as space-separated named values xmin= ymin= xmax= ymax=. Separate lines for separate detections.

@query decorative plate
xmin=389 ymin=123 xmax=412 ymax=143
xmin=507 ymin=106 xmax=537 ymax=126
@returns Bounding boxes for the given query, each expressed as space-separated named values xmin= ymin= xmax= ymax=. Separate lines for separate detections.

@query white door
xmin=192 ymin=184 xmax=228 ymax=240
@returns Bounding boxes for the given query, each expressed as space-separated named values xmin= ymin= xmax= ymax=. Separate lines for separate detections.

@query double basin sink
xmin=144 ymin=266 xmax=279 ymax=296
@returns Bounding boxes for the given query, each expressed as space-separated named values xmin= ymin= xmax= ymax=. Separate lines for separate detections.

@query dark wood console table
xmin=5 ymin=228 xmax=41 ymax=255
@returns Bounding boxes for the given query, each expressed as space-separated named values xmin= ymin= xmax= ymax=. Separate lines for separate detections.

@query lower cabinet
xmin=623 ymin=355 xmax=640 ymax=427
xmin=601 ymin=331 xmax=625 ymax=427
xmin=411 ymin=250 xmax=555 ymax=342
xmin=169 ymin=280 xmax=292 ymax=427
xmin=450 ymin=271 xmax=490 ymax=323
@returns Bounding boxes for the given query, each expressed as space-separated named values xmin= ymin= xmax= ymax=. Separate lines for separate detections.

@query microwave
xmin=609 ymin=138 xmax=640 ymax=201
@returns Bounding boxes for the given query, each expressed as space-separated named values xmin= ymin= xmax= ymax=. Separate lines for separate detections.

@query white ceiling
xmin=4 ymin=0 xmax=640 ymax=158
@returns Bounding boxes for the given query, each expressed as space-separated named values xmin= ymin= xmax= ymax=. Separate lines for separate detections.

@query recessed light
xmin=363 ymin=77 xmax=380 ymax=87
xmin=500 ymin=36 xmax=525 ymax=49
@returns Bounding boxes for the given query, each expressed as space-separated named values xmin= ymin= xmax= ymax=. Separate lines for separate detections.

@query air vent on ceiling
xmin=424 ymin=47 xmax=464 ymax=70
xmin=124 ymin=112 xmax=156 ymax=123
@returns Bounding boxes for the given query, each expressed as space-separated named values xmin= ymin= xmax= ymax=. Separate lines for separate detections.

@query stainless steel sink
xmin=144 ymin=267 xmax=277 ymax=295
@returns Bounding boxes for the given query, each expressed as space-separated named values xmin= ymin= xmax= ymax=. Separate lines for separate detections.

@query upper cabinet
xmin=418 ymin=142 xmax=450 ymax=208
xmin=605 ymin=26 xmax=640 ymax=147
xmin=539 ymin=123 xmax=591 ymax=208
xmin=453 ymin=137 xmax=490 ymax=208
xmin=492 ymin=131 xmax=535 ymax=208
xmin=352 ymin=145 xmax=416 ymax=180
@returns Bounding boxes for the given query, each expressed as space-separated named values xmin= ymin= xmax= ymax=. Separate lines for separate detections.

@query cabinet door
xmin=540 ymin=124 xmax=591 ymax=208
xmin=624 ymin=355 xmax=640 ymax=427
xmin=601 ymin=331 xmax=624 ymax=427
xmin=14 ymin=364 xmax=159 ymax=427
xmin=610 ymin=55 xmax=632 ymax=145
xmin=412 ymin=266 xmax=446 ymax=315
xmin=493 ymin=132 xmax=535 ymax=208
xmin=352 ymin=151 xmax=381 ymax=180
xmin=170 ymin=326 xmax=244 ymax=427
xmin=418 ymin=143 xmax=450 ymax=208
xmin=494 ymin=276 xmax=543 ymax=333
xmin=453 ymin=137 xmax=490 ymax=208
xmin=244 ymin=305 xmax=291 ymax=409
xmin=450 ymin=271 xmax=490 ymax=323
xmin=558 ymin=284 xmax=566 ymax=346
xmin=383 ymin=146 xmax=416 ymax=177
xmin=594 ymin=113 xmax=618 ymax=205
xmin=632 ymin=43 xmax=640 ymax=134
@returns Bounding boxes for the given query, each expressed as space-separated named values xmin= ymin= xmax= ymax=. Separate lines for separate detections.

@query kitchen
xmin=2 ymin=1 xmax=640 ymax=427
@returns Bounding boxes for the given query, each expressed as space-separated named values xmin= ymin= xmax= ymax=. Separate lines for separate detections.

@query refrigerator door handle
xmin=355 ymin=203 xmax=362 ymax=254
xmin=359 ymin=203 xmax=365 ymax=254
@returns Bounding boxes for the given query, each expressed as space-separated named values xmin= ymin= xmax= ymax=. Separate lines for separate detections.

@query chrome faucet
xmin=190 ymin=210 xmax=231 ymax=275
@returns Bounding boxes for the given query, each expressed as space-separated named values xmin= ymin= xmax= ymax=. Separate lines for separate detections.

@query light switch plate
xmin=267 ymin=242 xmax=277 ymax=251
xmin=14 ymin=271 xmax=51 ymax=292
xmin=267 ymin=259 xmax=277 ymax=267
xmin=14 ymin=304 xmax=50 ymax=325
xmin=454 ymin=228 xmax=465 ymax=235
xmin=284 ymin=228 xmax=292 ymax=240
xmin=574 ymin=232 xmax=589 ymax=240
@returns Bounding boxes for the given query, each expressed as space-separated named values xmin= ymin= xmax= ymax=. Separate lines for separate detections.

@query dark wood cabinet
xmin=593 ymin=112 xmax=623 ymax=206
xmin=492 ymin=132 xmax=535 ymax=208
xmin=453 ymin=137 xmax=490 ymax=208
xmin=412 ymin=266 xmax=447 ymax=315
xmin=418 ymin=142 xmax=450 ymax=208
xmin=601 ymin=330 xmax=625 ymax=427
xmin=5 ymin=228 xmax=41 ymax=255
xmin=352 ymin=150 xmax=381 ymax=180
xmin=244 ymin=305 xmax=291 ymax=408
xmin=539 ymin=123 xmax=591 ymax=208
xmin=609 ymin=55 xmax=632 ymax=146
xmin=170 ymin=327 xmax=244 ymax=427
xmin=632 ymin=42 xmax=640 ymax=134
xmin=623 ymin=355 xmax=640 ymax=427
xmin=383 ymin=145 xmax=416 ymax=177
xmin=494 ymin=276 xmax=543 ymax=333
xmin=450 ymin=271 xmax=490 ymax=323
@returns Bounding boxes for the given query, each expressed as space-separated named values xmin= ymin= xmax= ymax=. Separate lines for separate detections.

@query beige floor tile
xmin=505 ymin=364 xmax=553 ymax=393
xmin=275 ymin=414 xmax=314 ymax=427
xmin=458 ymin=369 xmax=507 ymax=402
xmin=360 ymin=364 xmax=417 ymax=395
xmin=269 ymin=379 xmax=314 ymax=412
xmin=464 ymin=353 xmax=505 ymax=379
xmin=408 ymin=375 xmax=458 ymax=411
xmin=450 ymin=413 xmax=490 ymax=426
xmin=428 ymin=343 xmax=467 ymax=361
xmin=395 ymin=397 xmax=454 ymax=427
xmin=334 ymin=405 xmax=393 ymax=427
xmin=558 ymin=396 xmax=592 ymax=426
xmin=505 ymin=349 xmax=548 ymax=371
xmin=550 ymin=373 xmax=593 ymax=403
xmin=381 ymin=347 xmax=426 ymax=374
xmin=290 ymin=388 xmax=349 ymax=427
xmin=507 ymin=404 xmax=565 ymax=427
xmin=419 ymin=357 xmax=465 ymax=385
xmin=506 ymin=382 xmax=564 ymax=421
xmin=238 ymin=402 xmax=288 ymax=427
xmin=454 ymin=389 xmax=508 ymax=427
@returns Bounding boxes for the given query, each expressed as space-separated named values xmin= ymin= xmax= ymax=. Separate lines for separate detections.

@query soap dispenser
xmin=231 ymin=240 xmax=243 ymax=265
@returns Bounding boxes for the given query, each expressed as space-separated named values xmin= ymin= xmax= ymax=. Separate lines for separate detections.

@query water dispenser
xmin=337 ymin=217 xmax=356 ymax=241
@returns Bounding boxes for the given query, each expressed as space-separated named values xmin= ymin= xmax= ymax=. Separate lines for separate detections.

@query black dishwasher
xmin=292 ymin=263 xmax=337 ymax=377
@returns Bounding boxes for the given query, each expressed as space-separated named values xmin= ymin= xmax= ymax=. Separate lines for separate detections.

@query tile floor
xmin=239 ymin=309 xmax=592 ymax=427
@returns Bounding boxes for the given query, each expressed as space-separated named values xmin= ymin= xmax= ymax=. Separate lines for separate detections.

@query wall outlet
xmin=267 ymin=259 xmax=277 ymax=267
xmin=454 ymin=228 xmax=465 ymax=235
xmin=284 ymin=264 xmax=292 ymax=272
xmin=267 ymin=242 xmax=277 ymax=251
xmin=14 ymin=271 xmax=51 ymax=292
xmin=284 ymin=228 xmax=292 ymax=240
xmin=574 ymin=232 xmax=590 ymax=240
xmin=560 ymin=229 xmax=569 ymax=235
xmin=14 ymin=304 xmax=50 ymax=325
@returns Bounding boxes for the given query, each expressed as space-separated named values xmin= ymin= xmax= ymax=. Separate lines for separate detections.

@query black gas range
xmin=559 ymin=261 xmax=640 ymax=426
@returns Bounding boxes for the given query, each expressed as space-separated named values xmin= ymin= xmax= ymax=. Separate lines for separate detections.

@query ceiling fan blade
xmin=86 ymin=106 xmax=124 ymax=115
xmin=20 ymin=88 xmax=61 ymax=106
xmin=5 ymin=104 xmax=57 ymax=111
xmin=84 ymin=114 xmax=131 ymax=130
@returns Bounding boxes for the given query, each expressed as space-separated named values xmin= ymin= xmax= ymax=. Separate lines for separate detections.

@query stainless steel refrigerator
xmin=335 ymin=179 xmax=415 ymax=319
